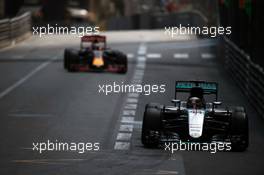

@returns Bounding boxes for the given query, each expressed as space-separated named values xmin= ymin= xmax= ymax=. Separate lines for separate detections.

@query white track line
xmin=131 ymin=79 xmax=142 ymax=84
xmin=127 ymin=53 xmax=134 ymax=59
xmin=12 ymin=159 xmax=86 ymax=165
xmin=121 ymin=117 xmax=135 ymax=123
xmin=133 ymin=75 xmax=144 ymax=80
xmin=114 ymin=142 xmax=130 ymax=150
xmin=114 ymin=43 xmax=147 ymax=150
xmin=20 ymin=147 xmax=34 ymax=150
xmin=136 ymin=63 xmax=146 ymax=69
xmin=134 ymin=70 xmax=144 ymax=75
xmin=155 ymin=170 xmax=179 ymax=175
xmin=127 ymin=98 xmax=138 ymax=103
xmin=10 ymin=55 xmax=25 ymax=60
xmin=127 ymin=93 xmax=139 ymax=98
xmin=174 ymin=53 xmax=189 ymax=59
xmin=121 ymin=120 xmax=142 ymax=125
xmin=124 ymin=103 xmax=137 ymax=110
xmin=8 ymin=113 xmax=53 ymax=118
xmin=119 ymin=124 xmax=134 ymax=132
xmin=137 ymin=45 xmax=147 ymax=55
xmin=201 ymin=53 xmax=215 ymax=59
xmin=146 ymin=53 xmax=161 ymax=59
xmin=123 ymin=120 xmax=142 ymax=129
xmin=123 ymin=110 xmax=136 ymax=116
xmin=138 ymin=56 xmax=146 ymax=62
xmin=0 ymin=56 xmax=57 ymax=99
xmin=116 ymin=133 xmax=132 ymax=141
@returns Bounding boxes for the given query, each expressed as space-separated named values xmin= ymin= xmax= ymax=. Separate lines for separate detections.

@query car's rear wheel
xmin=145 ymin=103 xmax=162 ymax=109
xmin=118 ymin=54 xmax=127 ymax=74
xmin=141 ymin=103 xmax=162 ymax=148
xmin=66 ymin=49 xmax=79 ymax=72
xmin=64 ymin=49 xmax=70 ymax=69
xmin=229 ymin=107 xmax=248 ymax=151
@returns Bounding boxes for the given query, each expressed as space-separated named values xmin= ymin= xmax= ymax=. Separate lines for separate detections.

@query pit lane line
xmin=0 ymin=56 xmax=58 ymax=99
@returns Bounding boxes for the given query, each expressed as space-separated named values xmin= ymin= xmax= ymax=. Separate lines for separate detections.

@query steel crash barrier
xmin=0 ymin=12 xmax=31 ymax=48
xmin=107 ymin=10 xmax=209 ymax=31
xmin=223 ymin=37 xmax=264 ymax=118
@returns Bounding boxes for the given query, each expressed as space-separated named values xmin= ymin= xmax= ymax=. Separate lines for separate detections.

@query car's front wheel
xmin=141 ymin=103 xmax=162 ymax=148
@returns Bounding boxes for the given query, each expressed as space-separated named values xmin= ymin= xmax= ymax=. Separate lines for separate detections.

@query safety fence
xmin=107 ymin=10 xmax=208 ymax=31
xmin=223 ymin=37 xmax=264 ymax=118
xmin=0 ymin=12 xmax=31 ymax=48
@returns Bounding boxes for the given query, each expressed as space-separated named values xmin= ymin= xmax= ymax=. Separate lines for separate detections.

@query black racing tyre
xmin=229 ymin=108 xmax=249 ymax=151
xmin=104 ymin=50 xmax=128 ymax=74
xmin=104 ymin=50 xmax=119 ymax=63
xmin=67 ymin=49 xmax=79 ymax=72
xmin=64 ymin=49 xmax=70 ymax=69
xmin=110 ymin=51 xmax=127 ymax=74
xmin=145 ymin=103 xmax=162 ymax=109
xmin=118 ymin=54 xmax=127 ymax=74
xmin=141 ymin=103 xmax=162 ymax=148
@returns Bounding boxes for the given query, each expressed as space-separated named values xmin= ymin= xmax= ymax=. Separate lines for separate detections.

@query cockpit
xmin=187 ymin=87 xmax=205 ymax=109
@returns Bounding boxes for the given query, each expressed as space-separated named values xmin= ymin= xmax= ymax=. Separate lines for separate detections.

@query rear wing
xmin=80 ymin=35 xmax=106 ymax=49
xmin=175 ymin=81 xmax=218 ymax=100
xmin=81 ymin=35 xmax=106 ymax=43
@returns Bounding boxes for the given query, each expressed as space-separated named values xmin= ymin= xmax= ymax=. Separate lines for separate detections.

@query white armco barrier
xmin=0 ymin=12 xmax=31 ymax=48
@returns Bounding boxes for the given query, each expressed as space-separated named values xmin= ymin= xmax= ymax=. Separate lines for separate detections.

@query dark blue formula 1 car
xmin=64 ymin=35 xmax=127 ymax=74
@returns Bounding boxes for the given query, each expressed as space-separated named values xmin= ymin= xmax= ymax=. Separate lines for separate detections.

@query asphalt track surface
xmin=0 ymin=34 xmax=264 ymax=175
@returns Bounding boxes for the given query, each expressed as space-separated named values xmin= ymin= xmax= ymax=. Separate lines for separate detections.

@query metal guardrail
xmin=224 ymin=37 xmax=264 ymax=118
xmin=107 ymin=10 xmax=208 ymax=30
xmin=0 ymin=12 xmax=31 ymax=48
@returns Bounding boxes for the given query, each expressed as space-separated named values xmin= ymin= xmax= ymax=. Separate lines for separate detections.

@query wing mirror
xmin=212 ymin=101 xmax=222 ymax=112
xmin=171 ymin=99 xmax=181 ymax=109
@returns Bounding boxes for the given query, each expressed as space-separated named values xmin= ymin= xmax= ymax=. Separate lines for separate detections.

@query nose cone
xmin=188 ymin=109 xmax=205 ymax=138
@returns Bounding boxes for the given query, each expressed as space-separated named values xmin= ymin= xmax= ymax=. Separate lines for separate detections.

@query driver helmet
xmin=187 ymin=97 xmax=204 ymax=109
xmin=92 ymin=40 xmax=99 ymax=50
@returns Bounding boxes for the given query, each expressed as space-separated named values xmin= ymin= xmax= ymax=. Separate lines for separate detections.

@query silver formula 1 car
xmin=141 ymin=81 xmax=248 ymax=151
